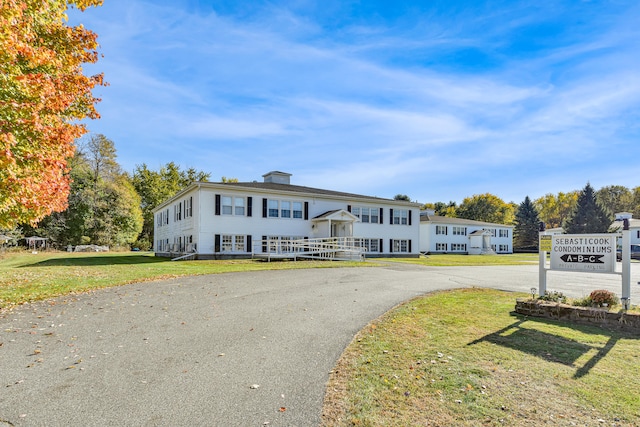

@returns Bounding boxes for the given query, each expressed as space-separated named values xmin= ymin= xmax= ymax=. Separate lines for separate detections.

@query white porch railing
xmin=252 ymin=237 xmax=365 ymax=261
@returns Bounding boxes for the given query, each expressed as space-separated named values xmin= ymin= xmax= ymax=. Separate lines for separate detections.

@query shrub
xmin=571 ymin=296 xmax=592 ymax=307
xmin=538 ymin=290 xmax=567 ymax=303
xmin=588 ymin=289 xmax=618 ymax=307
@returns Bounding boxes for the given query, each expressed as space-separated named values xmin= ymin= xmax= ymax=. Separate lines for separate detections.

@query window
xmin=222 ymin=196 xmax=233 ymax=215
xmin=352 ymin=206 xmax=381 ymax=224
xmin=451 ymin=243 xmax=467 ymax=251
xmin=184 ymin=197 xmax=193 ymax=218
xmin=392 ymin=239 xmax=409 ymax=253
xmin=436 ymin=225 xmax=448 ymax=235
xmin=221 ymin=235 xmax=246 ymax=252
xmin=452 ymin=226 xmax=466 ymax=236
xmin=268 ymin=200 xmax=279 ymax=217
xmin=235 ymin=235 xmax=245 ymax=252
xmin=281 ymin=201 xmax=291 ymax=218
xmin=355 ymin=238 xmax=380 ymax=252
xmin=222 ymin=235 xmax=233 ymax=252
xmin=265 ymin=199 xmax=304 ymax=220
xmin=370 ymin=209 xmax=379 ymax=224
xmin=436 ymin=243 xmax=447 ymax=251
xmin=361 ymin=208 xmax=370 ymax=223
xmin=293 ymin=202 xmax=303 ymax=219
xmin=498 ymin=244 xmax=509 ymax=252
xmin=393 ymin=209 xmax=408 ymax=225
xmin=485 ymin=228 xmax=497 ymax=237
xmin=234 ymin=198 xmax=245 ymax=216
xmin=499 ymin=229 xmax=509 ymax=238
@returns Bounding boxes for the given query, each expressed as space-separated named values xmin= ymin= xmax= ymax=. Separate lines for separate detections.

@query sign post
xmin=538 ymin=222 xmax=548 ymax=296
xmin=538 ymin=229 xmax=631 ymax=310
xmin=622 ymin=219 xmax=631 ymax=309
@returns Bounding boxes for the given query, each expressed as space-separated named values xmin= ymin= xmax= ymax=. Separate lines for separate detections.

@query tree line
xmin=3 ymin=133 xmax=636 ymax=251
xmin=8 ymin=134 xmax=210 ymax=250
xmin=423 ymin=183 xmax=639 ymax=249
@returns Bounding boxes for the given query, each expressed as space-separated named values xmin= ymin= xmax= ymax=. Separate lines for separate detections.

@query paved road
xmin=1 ymin=263 xmax=639 ymax=426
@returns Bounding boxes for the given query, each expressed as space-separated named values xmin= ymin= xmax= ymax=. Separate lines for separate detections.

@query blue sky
xmin=68 ymin=0 xmax=640 ymax=205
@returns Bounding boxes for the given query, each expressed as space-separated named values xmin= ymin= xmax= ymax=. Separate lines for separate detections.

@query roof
xmin=611 ymin=218 xmax=640 ymax=230
xmin=218 ymin=181 xmax=403 ymax=202
xmin=420 ymin=214 xmax=514 ymax=228
xmin=312 ymin=209 xmax=359 ymax=221
xmin=469 ymin=230 xmax=491 ymax=236
xmin=154 ymin=180 xmax=419 ymax=212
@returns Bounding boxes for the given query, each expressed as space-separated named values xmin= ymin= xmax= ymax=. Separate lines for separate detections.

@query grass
xmin=322 ymin=288 xmax=640 ymax=426
xmin=378 ymin=253 xmax=540 ymax=266
xmin=0 ymin=250 xmax=366 ymax=309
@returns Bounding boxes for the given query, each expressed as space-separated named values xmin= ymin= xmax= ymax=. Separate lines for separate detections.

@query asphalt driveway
xmin=1 ymin=263 xmax=638 ymax=426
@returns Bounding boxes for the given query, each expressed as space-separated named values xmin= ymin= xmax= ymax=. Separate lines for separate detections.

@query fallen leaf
xmin=279 ymin=407 xmax=286 ymax=412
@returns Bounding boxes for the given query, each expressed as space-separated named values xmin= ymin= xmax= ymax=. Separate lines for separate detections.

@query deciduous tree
xmin=132 ymin=163 xmax=210 ymax=249
xmin=596 ymin=185 xmax=633 ymax=216
xmin=456 ymin=193 xmax=515 ymax=225
xmin=29 ymin=135 xmax=142 ymax=248
xmin=0 ymin=0 xmax=104 ymax=228
xmin=534 ymin=191 xmax=579 ymax=229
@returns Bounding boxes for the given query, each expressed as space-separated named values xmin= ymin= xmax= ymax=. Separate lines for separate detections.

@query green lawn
xmin=0 ymin=251 xmax=366 ymax=309
xmin=322 ymin=288 xmax=640 ymax=426
xmin=378 ymin=253 xmax=540 ymax=266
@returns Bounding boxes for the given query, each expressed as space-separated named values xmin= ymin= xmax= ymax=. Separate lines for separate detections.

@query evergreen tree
xmin=513 ymin=196 xmax=540 ymax=249
xmin=563 ymin=183 xmax=612 ymax=234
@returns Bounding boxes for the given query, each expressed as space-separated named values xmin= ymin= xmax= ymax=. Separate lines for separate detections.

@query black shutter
xmin=409 ymin=210 xmax=412 ymax=226
xmin=262 ymin=198 xmax=267 ymax=218
xmin=347 ymin=205 xmax=351 ymax=212
xmin=262 ymin=235 xmax=267 ymax=253
xmin=304 ymin=202 xmax=309 ymax=220
xmin=215 ymin=195 xmax=221 ymax=216
xmin=389 ymin=239 xmax=393 ymax=253
xmin=246 ymin=235 xmax=252 ymax=252
xmin=214 ymin=234 xmax=221 ymax=252
xmin=379 ymin=239 xmax=383 ymax=253
xmin=389 ymin=209 xmax=393 ymax=225
xmin=379 ymin=208 xmax=383 ymax=224
xmin=409 ymin=240 xmax=412 ymax=253
xmin=247 ymin=197 xmax=253 ymax=217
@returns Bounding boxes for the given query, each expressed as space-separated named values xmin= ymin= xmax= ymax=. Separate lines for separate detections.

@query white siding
xmin=154 ymin=183 xmax=420 ymax=257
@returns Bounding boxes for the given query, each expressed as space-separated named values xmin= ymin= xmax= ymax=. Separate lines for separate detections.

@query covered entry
xmin=469 ymin=230 xmax=495 ymax=255
xmin=311 ymin=209 xmax=359 ymax=238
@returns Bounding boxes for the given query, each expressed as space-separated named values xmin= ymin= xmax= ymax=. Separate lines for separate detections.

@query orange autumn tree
xmin=0 ymin=0 xmax=104 ymax=228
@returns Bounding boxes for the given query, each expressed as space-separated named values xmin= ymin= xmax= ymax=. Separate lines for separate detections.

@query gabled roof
xmin=154 ymin=180 xmax=420 ymax=213
xmin=420 ymin=214 xmax=513 ymax=228
xmin=469 ymin=229 xmax=491 ymax=236
xmin=312 ymin=209 xmax=359 ymax=221
xmin=218 ymin=181 xmax=402 ymax=202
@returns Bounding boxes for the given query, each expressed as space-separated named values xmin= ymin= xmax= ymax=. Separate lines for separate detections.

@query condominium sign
xmin=550 ymin=234 xmax=616 ymax=273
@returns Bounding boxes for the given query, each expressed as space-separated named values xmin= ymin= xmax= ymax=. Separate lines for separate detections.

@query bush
xmin=571 ymin=296 xmax=592 ymax=307
xmin=538 ymin=290 xmax=567 ymax=303
xmin=132 ymin=237 xmax=152 ymax=251
xmin=588 ymin=289 xmax=618 ymax=307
